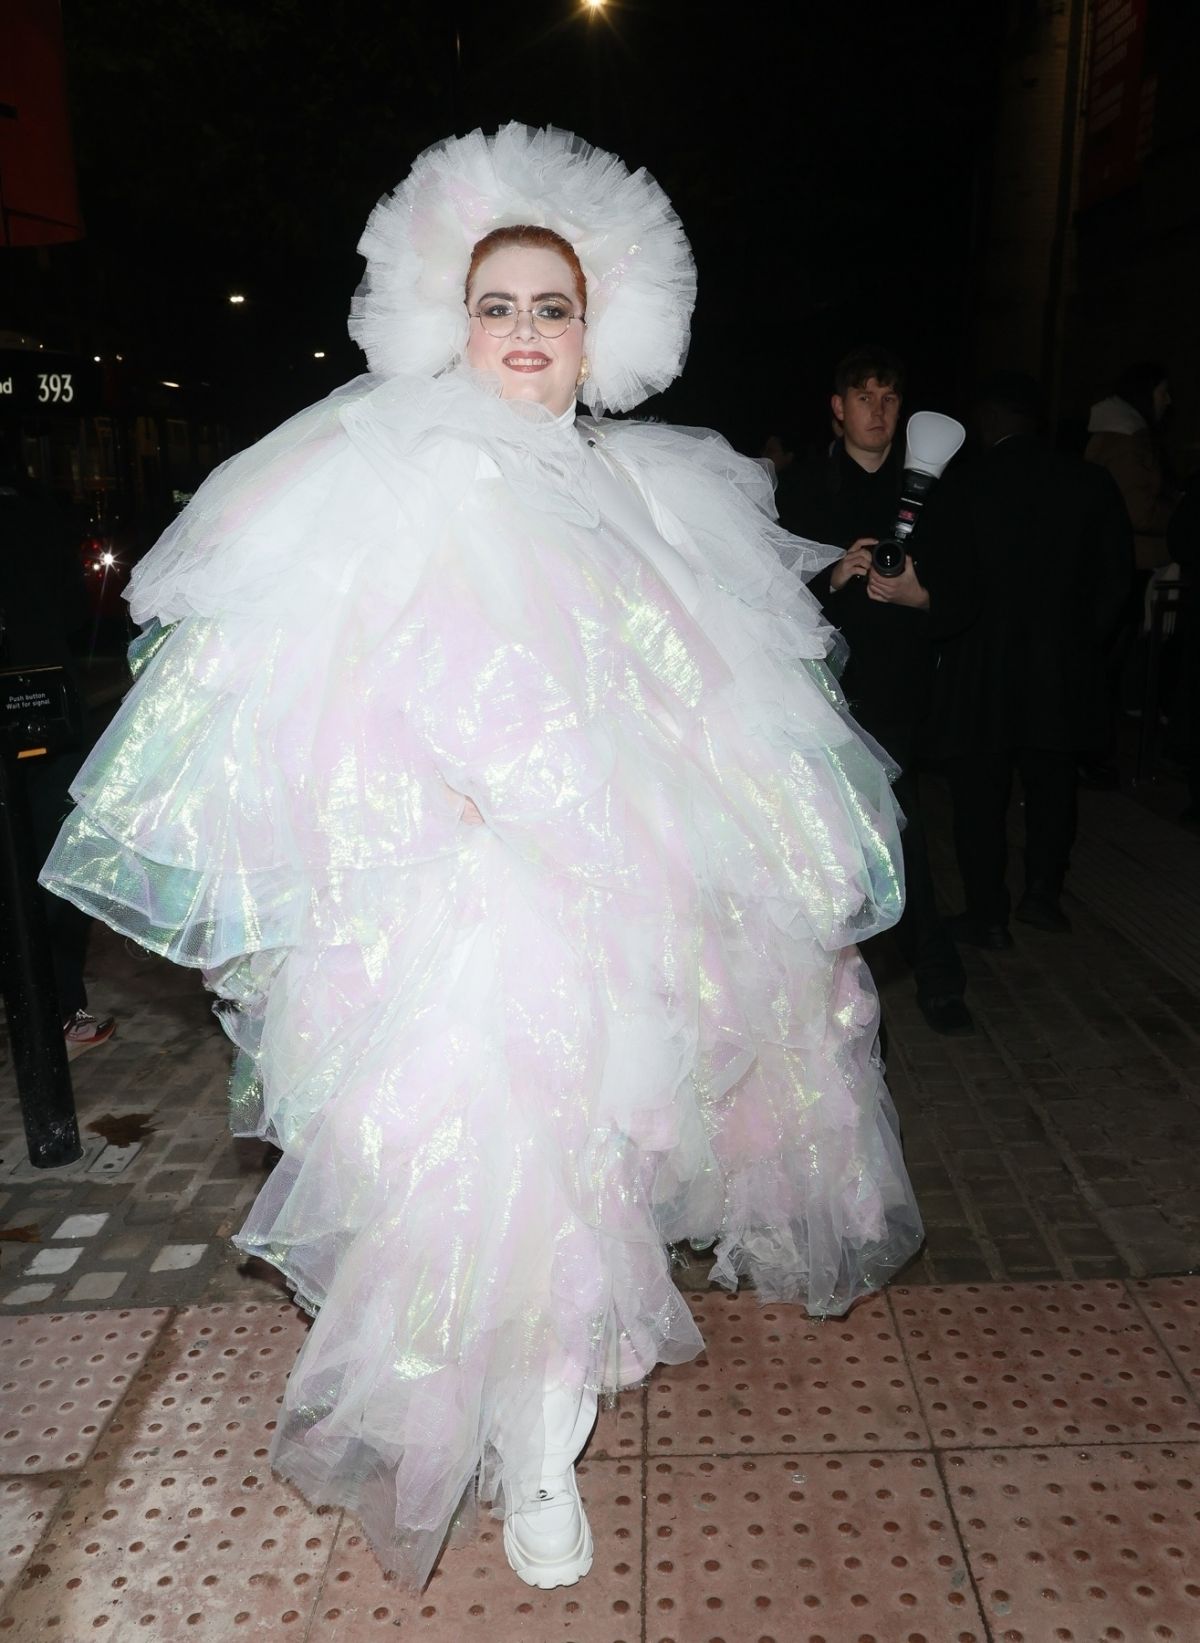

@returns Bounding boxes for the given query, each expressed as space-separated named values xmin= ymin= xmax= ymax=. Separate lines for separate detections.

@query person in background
xmin=1086 ymin=361 xmax=1173 ymax=571
xmin=761 ymin=427 xmax=803 ymax=532
xmin=783 ymin=345 xmax=977 ymax=1037
xmin=0 ymin=437 xmax=115 ymax=1056
xmin=1166 ymin=466 xmax=1199 ymax=830
xmin=922 ymin=373 xmax=1133 ymax=942
xmin=1083 ymin=361 xmax=1176 ymax=786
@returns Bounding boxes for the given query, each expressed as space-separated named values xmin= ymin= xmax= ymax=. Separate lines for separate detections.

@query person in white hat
xmin=42 ymin=123 xmax=922 ymax=1591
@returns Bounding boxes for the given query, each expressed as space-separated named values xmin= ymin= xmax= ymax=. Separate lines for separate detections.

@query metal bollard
xmin=0 ymin=665 xmax=83 ymax=1169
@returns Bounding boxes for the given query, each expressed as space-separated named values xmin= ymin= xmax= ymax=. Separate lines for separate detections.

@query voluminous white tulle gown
xmin=42 ymin=368 xmax=922 ymax=1585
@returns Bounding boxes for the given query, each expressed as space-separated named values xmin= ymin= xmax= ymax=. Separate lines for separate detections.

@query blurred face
xmin=832 ymin=377 xmax=901 ymax=458
xmin=763 ymin=434 xmax=794 ymax=472
xmin=465 ymin=245 xmax=586 ymax=417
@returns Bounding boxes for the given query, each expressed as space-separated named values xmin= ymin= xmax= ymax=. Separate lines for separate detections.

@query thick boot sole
xmin=503 ymin=1511 xmax=594 ymax=1588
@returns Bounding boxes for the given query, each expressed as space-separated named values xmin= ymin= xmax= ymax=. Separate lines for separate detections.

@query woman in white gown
xmin=42 ymin=123 xmax=922 ymax=1590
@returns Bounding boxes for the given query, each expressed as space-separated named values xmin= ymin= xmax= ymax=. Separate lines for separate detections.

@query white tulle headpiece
xmin=348 ymin=122 xmax=696 ymax=415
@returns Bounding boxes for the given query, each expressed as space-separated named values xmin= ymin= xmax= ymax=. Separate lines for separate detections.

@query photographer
xmin=780 ymin=346 xmax=978 ymax=1035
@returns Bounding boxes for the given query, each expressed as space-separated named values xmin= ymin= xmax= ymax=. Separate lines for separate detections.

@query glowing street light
xmin=228 ymin=293 xmax=246 ymax=305
xmin=313 ymin=350 xmax=326 ymax=359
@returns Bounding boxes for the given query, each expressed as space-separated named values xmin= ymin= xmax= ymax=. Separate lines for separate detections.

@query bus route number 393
xmin=37 ymin=373 xmax=74 ymax=404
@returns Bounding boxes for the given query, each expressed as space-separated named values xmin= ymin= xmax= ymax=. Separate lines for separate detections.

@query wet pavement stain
xmin=85 ymin=1112 xmax=158 ymax=1146
xmin=0 ymin=1224 xmax=40 ymax=1242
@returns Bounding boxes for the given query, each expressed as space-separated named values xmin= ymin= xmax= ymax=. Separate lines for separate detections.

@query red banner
xmin=1080 ymin=0 xmax=1150 ymax=208
xmin=0 ymin=0 xmax=84 ymax=246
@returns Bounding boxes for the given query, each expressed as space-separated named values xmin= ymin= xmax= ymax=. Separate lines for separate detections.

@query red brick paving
xmin=2 ymin=1280 xmax=1198 ymax=1640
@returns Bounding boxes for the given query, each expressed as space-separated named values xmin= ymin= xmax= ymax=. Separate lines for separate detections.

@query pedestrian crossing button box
xmin=0 ymin=666 xmax=81 ymax=760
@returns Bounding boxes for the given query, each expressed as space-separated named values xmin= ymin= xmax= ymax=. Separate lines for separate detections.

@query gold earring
xmin=576 ymin=357 xmax=590 ymax=388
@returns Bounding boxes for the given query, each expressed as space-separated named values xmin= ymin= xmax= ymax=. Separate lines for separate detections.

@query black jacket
xmin=921 ymin=434 xmax=1133 ymax=756
xmin=781 ymin=440 xmax=979 ymax=732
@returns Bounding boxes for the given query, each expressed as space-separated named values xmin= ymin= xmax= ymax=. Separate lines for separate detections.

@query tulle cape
xmin=42 ymin=368 xmax=922 ymax=1586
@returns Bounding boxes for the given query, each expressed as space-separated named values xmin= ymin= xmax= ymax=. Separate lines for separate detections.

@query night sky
xmin=62 ymin=0 xmax=1005 ymax=451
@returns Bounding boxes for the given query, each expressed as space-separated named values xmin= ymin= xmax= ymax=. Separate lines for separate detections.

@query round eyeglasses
xmin=469 ymin=299 xmax=585 ymax=340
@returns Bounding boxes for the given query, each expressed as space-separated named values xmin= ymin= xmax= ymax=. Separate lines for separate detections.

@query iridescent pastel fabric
xmin=41 ymin=368 xmax=921 ymax=1586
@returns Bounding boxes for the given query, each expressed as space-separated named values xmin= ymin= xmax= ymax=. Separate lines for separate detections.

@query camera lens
xmin=871 ymin=538 xmax=905 ymax=577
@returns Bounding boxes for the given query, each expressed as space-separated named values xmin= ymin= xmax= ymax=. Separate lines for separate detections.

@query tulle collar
xmin=447 ymin=364 xmax=579 ymax=436
xmin=353 ymin=367 xmax=600 ymax=526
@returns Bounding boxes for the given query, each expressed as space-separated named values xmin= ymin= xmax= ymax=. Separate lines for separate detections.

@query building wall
xmin=1064 ymin=3 xmax=1200 ymax=465
xmin=973 ymin=0 xmax=1084 ymax=383
xmin=974 ymin=0 xmax=1199 ymax=468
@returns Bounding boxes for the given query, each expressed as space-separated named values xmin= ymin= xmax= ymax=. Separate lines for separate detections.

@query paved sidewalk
xmin=1 ymin=1277 xmax=1197 ymax=1640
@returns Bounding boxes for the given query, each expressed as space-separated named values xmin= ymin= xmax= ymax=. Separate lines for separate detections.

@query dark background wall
xmin=2 ymin=0 xmax=1197 ymax=483
xmin=4 ymin=0 xmax=1005 ymax=451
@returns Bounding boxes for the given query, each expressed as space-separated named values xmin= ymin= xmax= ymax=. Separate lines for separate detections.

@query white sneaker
xmin=503 ymin=1467 xmax=594 ymax=1589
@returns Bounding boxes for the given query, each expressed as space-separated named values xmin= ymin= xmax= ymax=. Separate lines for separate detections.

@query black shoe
xmin=1014 ymin=894 xmax=1071 ymax=933
xmin=918 ymin=994 xmax=975 ymax=1036
xmin=948 ymin=913 xmax=1013 ymax=951
xmin=1078 ymin=762 xmax=1121 ymax=790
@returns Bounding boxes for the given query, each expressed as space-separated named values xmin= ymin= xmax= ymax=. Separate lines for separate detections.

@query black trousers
xmin=948 ymin=747 xmax=1078 ymax=927
xmin=864 ymin=718 xmax=966 ymax=1004
xmin=1095 ymin=568 xmax=1152 ymax=762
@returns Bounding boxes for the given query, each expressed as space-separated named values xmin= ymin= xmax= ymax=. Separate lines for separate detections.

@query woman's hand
xmin=443 ymin=780 xmax=485 ymax=826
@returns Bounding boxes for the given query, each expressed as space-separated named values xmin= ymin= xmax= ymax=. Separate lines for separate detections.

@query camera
xmin=871 ymin=411 xmax=966 ymax=577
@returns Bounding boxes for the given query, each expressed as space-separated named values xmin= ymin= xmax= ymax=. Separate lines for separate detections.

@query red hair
xmin=465 ymin=224 xmax=586 ymax=311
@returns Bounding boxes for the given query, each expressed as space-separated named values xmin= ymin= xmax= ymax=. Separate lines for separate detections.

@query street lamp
xmin=228 ymin=293 xmax=246 ymax=306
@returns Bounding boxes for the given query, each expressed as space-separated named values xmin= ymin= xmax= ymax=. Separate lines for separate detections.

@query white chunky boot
xmin=502 ymin=1379 xmax=598 ymax=1589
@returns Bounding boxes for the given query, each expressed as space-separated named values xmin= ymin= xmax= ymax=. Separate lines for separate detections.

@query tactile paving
xmin=947 ymin=1443 xmax=1200 ymax=1641
xmin=587 ymin=1384 xmax=646 ymax=1463
xmin=0 ymin=1301 xmax=339 ymax=1640
xmin=1130 ymin=1276 xmax=1200 ymax=1400
xmin=643 ymin=1450 xmax=987 ymax=1643
xmin=5 ymin=1278 xmax=1197 ymax=1638
xmin=0 ymin=1479 xmax=64 ymax=1607
xmin=892 ymin=1282 xmax=1200 ymax=1446
xmin=0 ymin=1309 xmax=170 ymax=1473
xmin=649 ymin=1292 xmax=928 ymax=1456
xmin=307 ymin=1456 xmax=644 ymax=1641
